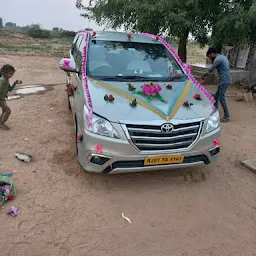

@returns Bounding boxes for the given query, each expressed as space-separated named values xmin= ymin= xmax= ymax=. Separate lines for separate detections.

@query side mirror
xmin=59 ymin=58 xmax=78 ymax=73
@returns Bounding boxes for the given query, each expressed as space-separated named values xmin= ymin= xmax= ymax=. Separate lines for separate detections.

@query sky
xmin=0 ymin=0 xmax=103 ymax=31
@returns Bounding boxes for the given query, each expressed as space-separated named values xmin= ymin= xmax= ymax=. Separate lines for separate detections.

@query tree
xmin=27 ymin=24 xmax=50 ymax=39
xmin=76 ymin=0 xmax=217 ymax=62
xmin=211 ymin=1 xmax=256 ymax=48
xmin=5 ymin=22 xmax=16 ymax=28
xmin=0 ymin=17 xmax=3 ymax=28
xmin=76 ymin=0 xmax=256 ymax=62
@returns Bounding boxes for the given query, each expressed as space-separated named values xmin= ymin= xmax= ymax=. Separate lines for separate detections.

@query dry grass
xmin=0 ymin=29 xmax=72 ymax=57
xmin=187 ymin=44 xmax=207 ymax=64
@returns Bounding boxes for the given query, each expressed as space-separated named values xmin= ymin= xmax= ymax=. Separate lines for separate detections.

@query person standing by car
xmin=203 ymin=47 xmax=232 ymax=122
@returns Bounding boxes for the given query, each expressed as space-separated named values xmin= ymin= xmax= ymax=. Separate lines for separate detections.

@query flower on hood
xmin=104 ymin=94 xmax=115 ymax=102
xmin=183 ymin=100 xmax=193 ymax=107
xmin=166 ymin=84 xmax=172 ymax=89
xmin=194 ymin=93 xmax=202 ymax=100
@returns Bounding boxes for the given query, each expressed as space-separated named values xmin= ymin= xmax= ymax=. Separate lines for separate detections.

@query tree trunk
xmin=178 ymin=30 xmax=189 ymax=63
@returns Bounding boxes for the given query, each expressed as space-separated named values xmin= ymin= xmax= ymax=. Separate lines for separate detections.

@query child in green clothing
xmin=0 ymin=65 xmax=22 ymax=130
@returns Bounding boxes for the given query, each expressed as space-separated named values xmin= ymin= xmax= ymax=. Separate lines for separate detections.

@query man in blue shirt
xmin=203 ymin=47 xmax=232 ymax=122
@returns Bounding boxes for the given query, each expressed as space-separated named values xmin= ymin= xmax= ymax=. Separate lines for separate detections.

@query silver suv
xmin=59 ymin=31 xmax=220 ymax=174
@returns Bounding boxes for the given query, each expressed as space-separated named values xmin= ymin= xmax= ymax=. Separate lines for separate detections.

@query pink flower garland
xmin=142 ymin=82 xmax=162 ymax=96
xmin=139 ymin=32 xmax=215 ymax=105
xmin=79 ymin=30 xmax=93 ymax=127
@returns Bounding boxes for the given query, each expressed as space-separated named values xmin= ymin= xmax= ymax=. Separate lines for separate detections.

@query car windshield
xmin=87 ymin=40 xmax=186 ymax=81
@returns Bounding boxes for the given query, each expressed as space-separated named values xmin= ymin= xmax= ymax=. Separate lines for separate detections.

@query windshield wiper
xmin=96 ymin=75 xmax=149 ymax=81
xmin=91 ymin=74 xmax=188 ymax=82
xmin=159 ymin=74 xmax=188 ymax=82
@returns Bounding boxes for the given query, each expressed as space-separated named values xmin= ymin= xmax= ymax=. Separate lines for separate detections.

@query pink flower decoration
xmin=213 ymin=138 xmax=220 ymax=147
xmin=62 ymin=60 xmax=70 ymax=69
xmin=94 ymin=144 xmax=103 ymax=154
xmin=80 ymin=30 xmax=93 ymax=127
xmin=142 ymin=83 xmax=162 ymax=96
xmin=154 ymin=84 xmax=162 ymax=94
xmin=142 ymin=84 xmax=154 ymax=96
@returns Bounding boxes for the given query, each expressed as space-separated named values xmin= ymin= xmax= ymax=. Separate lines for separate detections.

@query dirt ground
xmin=1 ymin=55 xmax=256 ymax=256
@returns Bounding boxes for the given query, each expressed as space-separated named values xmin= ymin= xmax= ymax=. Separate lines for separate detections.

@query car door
xmin=67 ymin=35 xmax=83 ymax=114
xmin=73 ymin=36 xmax=86 ymax=135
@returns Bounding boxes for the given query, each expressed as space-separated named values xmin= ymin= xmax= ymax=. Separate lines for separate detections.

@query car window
xmin=71 ymin=35 xmax=79 ymax=55
xmin=86 ymin=40 xmax=185 ymax=81
xmin=71 ymin=36 xmax=83 ymax=58
xmin=74 ymin=37 xmax=85 ymax=77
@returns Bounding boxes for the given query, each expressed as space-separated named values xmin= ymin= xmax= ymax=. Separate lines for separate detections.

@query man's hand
xmin=14 ymin=80 xmax=22 ymax=85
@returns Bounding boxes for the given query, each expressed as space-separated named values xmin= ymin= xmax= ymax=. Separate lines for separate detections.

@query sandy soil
xmin=0 ymin=55 xmax=256 ymax=256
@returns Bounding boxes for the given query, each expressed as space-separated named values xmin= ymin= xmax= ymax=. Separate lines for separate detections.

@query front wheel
xmin=75 ymin=116 xmax=78 ymax=155
xmin=68 ymin=96 xmax=71 ymax=111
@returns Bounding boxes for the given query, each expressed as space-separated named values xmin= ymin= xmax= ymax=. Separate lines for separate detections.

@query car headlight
xmin=206 ymin=110 xmax=220 ymax=133
xmin=83 ymin=106 xmax=119 ymax=139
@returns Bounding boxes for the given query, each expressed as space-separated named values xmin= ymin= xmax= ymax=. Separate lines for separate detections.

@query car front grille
xmin=125 ymin=121 xmax=202 ymax=151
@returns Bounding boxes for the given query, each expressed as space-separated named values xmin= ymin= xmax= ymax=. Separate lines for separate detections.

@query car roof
xmin=78 ymin=31 xmax=161 ymax=44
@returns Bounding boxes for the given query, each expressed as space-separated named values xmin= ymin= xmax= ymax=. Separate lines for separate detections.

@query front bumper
xmin=77 ymin=124 xmax=220 ymax=174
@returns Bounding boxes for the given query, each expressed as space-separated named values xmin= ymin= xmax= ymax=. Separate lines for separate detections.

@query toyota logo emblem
xmin=161 ymin=123 xmax=174 ymax=133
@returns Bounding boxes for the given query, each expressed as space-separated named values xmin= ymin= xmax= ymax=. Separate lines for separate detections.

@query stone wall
xmin=221 ymin=44 xmax=256 ymax=70
xmin=221 ymin=46 xmax=239 ymax=68
xmin=246 ymin=43 xmax=256 ymax=70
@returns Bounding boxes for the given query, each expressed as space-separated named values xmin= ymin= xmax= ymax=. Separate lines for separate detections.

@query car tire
xmin=252 ymin=84 xmax=256 ymax=93
xmin=75 ymin=116 xmax=79 ymax=155
xmin=68 ymin=96 xmax=71 ymax=111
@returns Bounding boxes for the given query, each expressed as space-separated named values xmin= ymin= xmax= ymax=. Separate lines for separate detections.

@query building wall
xmin=221 ymin=44 xmax=255 ymax=70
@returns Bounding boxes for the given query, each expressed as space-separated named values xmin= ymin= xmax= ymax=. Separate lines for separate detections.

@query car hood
xmin=87 ymin=78 xmax=214 ymax=123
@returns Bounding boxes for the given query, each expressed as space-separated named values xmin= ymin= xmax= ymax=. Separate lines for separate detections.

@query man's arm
xmin=202 ymin=57 xmax=222 ymax=79
xmin=208 ymin=57 xmax=222 ymax=73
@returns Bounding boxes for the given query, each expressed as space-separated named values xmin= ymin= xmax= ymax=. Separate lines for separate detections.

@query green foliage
xmin=60 ymin=30 xmax=76 ymax=37
xmin=212 ymin=2 xmax=256 ymax=47
xmin=76 ymin=0 xmax=256 ymax=61
xmin=0 ymin=18 xmax=3 ymax=28
xmin=76 ymin=0 xmax=216 ymax=62
xmin=27 ymin=25 xmax=50 ymax=39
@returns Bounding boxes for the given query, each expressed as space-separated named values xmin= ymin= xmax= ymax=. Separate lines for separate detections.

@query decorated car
xmin=59 ymin=31 xmax=220 ymax=174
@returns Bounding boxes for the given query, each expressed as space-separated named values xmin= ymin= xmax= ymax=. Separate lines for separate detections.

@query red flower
xmin=127 ymin=33 xmax=132 ymax=39
xmin=183 ymin=101 xmax=193 ymax=107
xmin=8 ymin=195 xmax=14 ymax=200
xmin=92 ymin=31 xmax=96 ymax=36
xmin=128 ymin=83 xmax=136 ymax=91
xmin=194 ymin=93 xmax=201 ymax=100
xmin=213 ymin=138 xmax=220 ymax=147
xmin=166 ymin=84 xmax=172 ymax=89
xmin=155 ymin=36 xmax=159 ymax=41
xmin=109 ymin=94 xmax=114 ymax=100
xmin=77 ymin=135 xmax=83 ymax=141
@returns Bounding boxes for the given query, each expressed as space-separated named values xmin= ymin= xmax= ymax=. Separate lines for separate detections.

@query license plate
xmin=144 ymin=155 xmax=184 ymax=166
